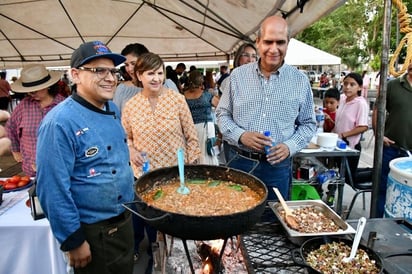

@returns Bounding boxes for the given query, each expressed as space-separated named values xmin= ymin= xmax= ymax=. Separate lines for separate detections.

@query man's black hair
xmin=121 ymin=43 xmax=149 ymax=56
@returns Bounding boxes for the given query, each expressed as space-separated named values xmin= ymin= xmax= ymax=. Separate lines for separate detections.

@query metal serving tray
xmin=269 ymin=200 xmax=356 ymax=245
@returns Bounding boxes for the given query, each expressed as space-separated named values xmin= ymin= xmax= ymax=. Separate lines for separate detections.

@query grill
xmin=240 ymin=206 xmax=309 ymax=273
xmin=240 ymin=205 xmax=412 ymax=274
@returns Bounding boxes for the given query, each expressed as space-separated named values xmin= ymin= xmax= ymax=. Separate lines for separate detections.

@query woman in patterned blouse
xmin=122 ymin=52 xmax=201 ymax=177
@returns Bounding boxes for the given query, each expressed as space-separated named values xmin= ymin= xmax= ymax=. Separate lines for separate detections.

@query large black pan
xmin=123 ymin=165 xmax=267 ymax=240
xmin=292 ymin=236 xmax=384 ymax=273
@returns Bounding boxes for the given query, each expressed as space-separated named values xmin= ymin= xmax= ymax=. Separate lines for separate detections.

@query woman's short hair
xmin=134 ymin=52 xmax=164 ymax=87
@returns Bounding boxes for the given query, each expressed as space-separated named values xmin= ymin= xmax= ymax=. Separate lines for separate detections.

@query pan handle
xmin=383 ymin=252 xmax=412 ymax=258
xmin=291 ymin=248 xmax=308 ymax=267
xmin=122 ymin=201 xmax=171 ymax=222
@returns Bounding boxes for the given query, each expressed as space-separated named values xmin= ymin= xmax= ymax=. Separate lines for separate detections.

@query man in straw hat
xmin=5 ymin=64 xmax=65 ymax=176
xmin=36 ymin=41 xmax=135 ymax=273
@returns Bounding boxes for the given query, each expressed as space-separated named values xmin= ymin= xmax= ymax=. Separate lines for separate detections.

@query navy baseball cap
xmin=70 ymin=41 xmax=126 ymax=68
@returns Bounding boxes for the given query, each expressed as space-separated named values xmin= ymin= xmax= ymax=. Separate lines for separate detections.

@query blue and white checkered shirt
xmin=216 ymin=61 xmax=316 ymax=156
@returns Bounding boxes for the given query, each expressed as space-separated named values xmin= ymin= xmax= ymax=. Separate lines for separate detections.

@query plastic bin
xmin=291 ymin=182 xmax=321 ymax=201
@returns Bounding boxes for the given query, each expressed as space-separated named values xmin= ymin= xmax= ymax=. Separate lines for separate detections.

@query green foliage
xmin=296 ymin=0 xmax=412 ymax=71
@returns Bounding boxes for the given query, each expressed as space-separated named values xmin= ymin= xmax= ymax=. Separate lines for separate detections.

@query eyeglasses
xmin=78 ymin=67 xmax=120 ymax=79
xmin=240 ymin=53 xmax=257 ymax=59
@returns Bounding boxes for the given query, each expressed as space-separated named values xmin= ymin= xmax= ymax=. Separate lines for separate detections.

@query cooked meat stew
xmin=306 ymin=241 xmax=380 ymax=274
xmin=140 ymin=179 xmax=263 ymax=216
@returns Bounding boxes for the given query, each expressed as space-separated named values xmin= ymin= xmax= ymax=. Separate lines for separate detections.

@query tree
xmin=296 ymin=0 xmax=412 ymax=72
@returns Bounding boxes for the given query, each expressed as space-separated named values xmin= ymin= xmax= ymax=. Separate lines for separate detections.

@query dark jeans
xmin=227 ymin=147 xmax=292 ymax=200
xmin=131 ymin=193 xmax=157 ymax=250
xmin=77 ymin=212 xmax=134 ymax=274
xmin=378 ymin=145 xmax=409 ymax=217
xmin=132 ymin=213 xmax=157 ymax=252
xmin=347 ymin=142 xmax=362 ymax=183
xmin=222 ymin=140 xmax=236 ymax=165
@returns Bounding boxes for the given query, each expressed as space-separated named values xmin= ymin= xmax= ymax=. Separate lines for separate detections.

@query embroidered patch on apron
xmin=87 ymin=168 xmax=101 ymax=178
xmin=75 ymin=127 xmax=89 ymax=136
xmin=85 ymin=146 xmax=98 ymax=157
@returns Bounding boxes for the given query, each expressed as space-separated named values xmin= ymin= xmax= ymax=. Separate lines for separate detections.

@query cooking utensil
xmin=273 ymin=187 xmax=298 ymax=230
xmin=342 ymin=216 xmax=367 ymax=263
xmin=176 ymin=148 xmax=190 ymax=195
xmin=292 ymin=236 xmax=384 ymax=274
xmin=124 ymin=165 xmax=267 ymax=240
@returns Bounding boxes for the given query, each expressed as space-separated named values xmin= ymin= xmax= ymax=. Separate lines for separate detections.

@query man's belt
xmin=230 ymin=145 xmax=267 ymax=161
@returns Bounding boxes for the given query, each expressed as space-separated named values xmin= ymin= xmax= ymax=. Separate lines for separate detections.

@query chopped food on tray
xmin=280 ymin=205 xmax=340 ymax=233
xmin=306 ymin=241 xmax=380 ymax=274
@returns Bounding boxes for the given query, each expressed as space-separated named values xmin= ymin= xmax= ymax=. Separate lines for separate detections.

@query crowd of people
xmin=0 ymin=14 xmax=411 ymax=274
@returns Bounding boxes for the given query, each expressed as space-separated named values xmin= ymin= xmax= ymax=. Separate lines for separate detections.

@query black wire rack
xmin=240 ymin=206 xmax=309 ymax=274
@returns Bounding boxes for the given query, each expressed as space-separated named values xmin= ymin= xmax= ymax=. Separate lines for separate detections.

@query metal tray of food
xmin=269 ymin=200 xmax=356 ymax=244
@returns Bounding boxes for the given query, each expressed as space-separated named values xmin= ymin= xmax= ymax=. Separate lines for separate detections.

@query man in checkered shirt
xmin=216 ymin=16 xmax=316 ymax=200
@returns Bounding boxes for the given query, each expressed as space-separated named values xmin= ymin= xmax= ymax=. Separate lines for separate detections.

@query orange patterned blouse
xmin=122 ymin=88 xmax=201 ymax=177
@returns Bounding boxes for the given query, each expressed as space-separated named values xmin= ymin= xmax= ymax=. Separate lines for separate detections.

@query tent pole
xmin=370 ymin=0 xmax=392 ymax=218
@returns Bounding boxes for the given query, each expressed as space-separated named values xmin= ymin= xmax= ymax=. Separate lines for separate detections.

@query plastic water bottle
xmin=317 ymin=169 xmax=337 ymax=184
xmin=141 ymin=151 xmax=150 ymax=174
xmin=316 ymin=169 xmax=338 ymax=206
xmin=263 ymin=130 xmax=272 ymax=154
xmin=315 ymin=107 xmax=325 ymax=132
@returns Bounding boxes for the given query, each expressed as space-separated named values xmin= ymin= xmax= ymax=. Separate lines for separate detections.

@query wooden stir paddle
xmin=273 ymin=187 xmax=299 ymax=230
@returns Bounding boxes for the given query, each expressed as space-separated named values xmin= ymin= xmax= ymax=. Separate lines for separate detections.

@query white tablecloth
xmin=0 ymin=190 xmax=68 ymax=274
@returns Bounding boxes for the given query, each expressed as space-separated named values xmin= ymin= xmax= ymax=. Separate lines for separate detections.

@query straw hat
xmin=11 ymin=64 xmax=62 ymax=93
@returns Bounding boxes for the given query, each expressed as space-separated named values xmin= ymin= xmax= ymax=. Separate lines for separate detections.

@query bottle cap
xmin=263 ymin=130 xmax=271 ymax=137
xmin=337 ymin=140 xmax=347 ymax=149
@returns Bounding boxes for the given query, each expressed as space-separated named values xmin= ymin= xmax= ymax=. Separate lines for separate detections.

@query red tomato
xmin=17 ymin=180 xmax=30 ymax=187
xmin=8 ymin=175 xmax=21 ymax=184
xmin=4 ymin=182 xmax=18 ymax=190
xmin=20 ymin=176 xmax=31 ymax=184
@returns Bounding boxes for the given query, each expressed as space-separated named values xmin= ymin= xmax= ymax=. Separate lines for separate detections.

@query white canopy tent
xmin=285 ymin=38 xmax=341 ymax=66
xmin=0 ymin=0 xmax=347 ymax=69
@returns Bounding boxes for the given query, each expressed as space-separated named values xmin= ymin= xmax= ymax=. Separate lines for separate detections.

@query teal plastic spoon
xmin=177 ymin=148 xmax=190 ymax=195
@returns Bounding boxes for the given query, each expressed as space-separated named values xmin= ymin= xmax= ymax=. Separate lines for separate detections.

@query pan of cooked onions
xmin=292 ymin=236 xmax=383 ymax=274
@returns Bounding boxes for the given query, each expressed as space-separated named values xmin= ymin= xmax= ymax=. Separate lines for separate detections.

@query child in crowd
xmin=323 ymin=88 xmax=340 ymax=132
xmin=333 ymin=72 xmax=369 ymax=181
xmin=334 ymin=73 xmax=369 ymax=149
